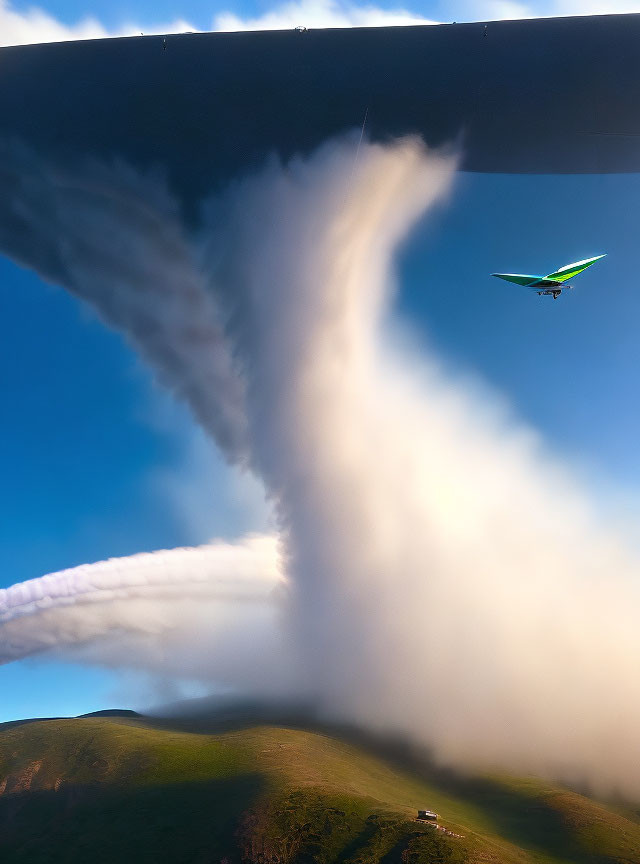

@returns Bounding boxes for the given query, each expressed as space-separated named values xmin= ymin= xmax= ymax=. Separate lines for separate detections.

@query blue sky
xmin=2 ymin=0 xmax=640 ymax=722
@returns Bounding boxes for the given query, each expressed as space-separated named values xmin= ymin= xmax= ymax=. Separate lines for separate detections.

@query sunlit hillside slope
xmin=0 ymin=714 xmax=639 ymax=864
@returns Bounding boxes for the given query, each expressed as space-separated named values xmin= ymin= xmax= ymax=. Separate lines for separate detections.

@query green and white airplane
xmin=492 ymin=254 xmax=606 ymax=299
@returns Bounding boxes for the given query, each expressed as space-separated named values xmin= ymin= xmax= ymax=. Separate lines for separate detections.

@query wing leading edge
xmin=544 ymin=254 xmax=606 ymax=282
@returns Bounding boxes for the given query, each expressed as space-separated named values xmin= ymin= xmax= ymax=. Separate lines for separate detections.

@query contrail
xmin=1 ymin=133 xmax=640 ymax=795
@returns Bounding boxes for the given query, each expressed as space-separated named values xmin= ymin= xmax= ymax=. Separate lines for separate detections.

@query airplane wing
xmin=545 ymin=254 xmax=606 ymax=283
xmin=491 ymin=273 xmax=542 ymax=287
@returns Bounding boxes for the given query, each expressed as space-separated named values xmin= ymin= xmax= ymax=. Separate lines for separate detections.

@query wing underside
xmin=491 ymin=273 xmax=541 ymax=286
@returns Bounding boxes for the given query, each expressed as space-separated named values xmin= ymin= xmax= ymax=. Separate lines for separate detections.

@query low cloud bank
xmin=4 ymin=0 xmax=640 ymax=49
xmin=0 ymin=0 xmax=195 ymax=46
xmin=214 ymin=0 xmax=435 ymax=31
xmin=1 ymin=134 xmax=640 ymax=797
xmin=0 ymin=0 xmax=434 ymax=47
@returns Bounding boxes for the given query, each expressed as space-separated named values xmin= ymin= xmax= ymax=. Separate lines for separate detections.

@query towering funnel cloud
xmin=200 ymin=136 xmax=640 ymax=794
xmin=2 ymin=134 xmax=640 ymax=797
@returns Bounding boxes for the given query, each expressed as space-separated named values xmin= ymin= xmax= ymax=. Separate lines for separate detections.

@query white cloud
xmin=476 ymin=1 xmax=531 ymax=18
xmin=214 ymin=0 xmax=435 ymax=31
xmin=3 ymin=0 xmax=640 ymax=49
xmin=0 ymin=0 xmax=106 ymax=45
xmin=545 ymin=0 xmax=640 ymax=12
xmin=0 ymin=0 xmax=436 ymax=48
xmin=454 ymin=0 xmax=640 ymax=21
xmin=0 ymin=0 xmax=194 ymax=47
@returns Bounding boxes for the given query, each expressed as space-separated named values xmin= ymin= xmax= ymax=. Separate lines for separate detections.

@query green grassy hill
xmin=0 ymin=713 xmax=638 ymax=864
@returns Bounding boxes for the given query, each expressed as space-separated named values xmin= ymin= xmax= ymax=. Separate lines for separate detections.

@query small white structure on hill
xmin=417 ymin=809 xmax=438 ymax=821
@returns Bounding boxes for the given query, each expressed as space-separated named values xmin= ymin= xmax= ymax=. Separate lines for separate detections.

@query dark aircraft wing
xmin=2 ymin=15 xmax=640 ymax=216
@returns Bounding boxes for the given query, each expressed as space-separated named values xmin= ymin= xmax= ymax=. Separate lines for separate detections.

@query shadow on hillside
xmin=0 ymin=773 xmax=265 ymax=864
